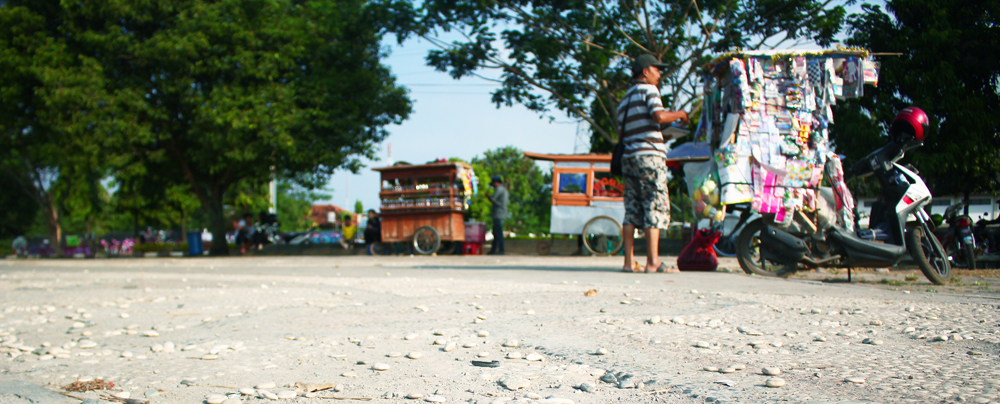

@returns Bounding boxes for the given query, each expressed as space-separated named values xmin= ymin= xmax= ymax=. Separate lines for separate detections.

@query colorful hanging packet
xmin=730 ymin=58 xmax=752 ymax=112
xmin=842 ymin=57 xmax=863 ymax=98
xmin=863 ymin=57 xmax=880 ymax=86
xmin=824 ymin=154 xmax=855 ymax=230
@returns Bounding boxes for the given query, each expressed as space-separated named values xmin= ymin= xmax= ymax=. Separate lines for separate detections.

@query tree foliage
xmin=833 ymin=0 xmax=1000 ymax=197
xmin=468 ymin=146 xmax=551 ymax=235
xmin=0 ymin=2 xmax=109 ymax=253
xmin=1 ymin=0 xmax=412 ymax=254
xmin=403 ymin=0 xmax=849 ymax=149
xmin=277 ymin=181 xmax=327 ymax=232
xmin=0 ymin=171 xmax=39 ymax=239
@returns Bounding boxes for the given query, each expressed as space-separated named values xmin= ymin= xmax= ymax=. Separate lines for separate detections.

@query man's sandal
xmin=622 ymin=261 xmax=643 ymax=273
xmin=655 ymin=262 xmax=679 ymax=273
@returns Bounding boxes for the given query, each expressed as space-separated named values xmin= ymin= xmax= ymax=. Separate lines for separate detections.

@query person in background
xmin=341 ymin=214 xmax=358 ymax=247
xmin=11 ymin=236 xmax=28 ymax=258
xmin=364 ymin=209 xmax=382 ymax=246
xmin=488 ymin=175 xmax=509 ymax=255
xmin=236 ymin=213 xmax=254 ymax=254
xmin=618 ymin=54 xmax=689 ymax=273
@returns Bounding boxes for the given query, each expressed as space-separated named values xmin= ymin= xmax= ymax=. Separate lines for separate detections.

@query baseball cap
xmin=632 ymin=54 xmax=669 ymax=75
xmin=491 ymin=175 xmax=502 ymax=183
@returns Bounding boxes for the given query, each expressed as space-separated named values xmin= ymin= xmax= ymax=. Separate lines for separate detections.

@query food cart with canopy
xmin=523 ymin=152 xmax=626 ymax=255
xmin=372 ymin=161 xmax=478 ymax=254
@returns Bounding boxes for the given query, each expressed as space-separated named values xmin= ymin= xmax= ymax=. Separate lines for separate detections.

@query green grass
xmin=904 ymin=275 xmax=919 ymax=282
xmin=880 ymin=279 xmax=905 ymax=286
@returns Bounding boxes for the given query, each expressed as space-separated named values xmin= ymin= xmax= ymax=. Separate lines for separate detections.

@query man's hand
xmin=676 ymin=110 xmax=690 ymax=126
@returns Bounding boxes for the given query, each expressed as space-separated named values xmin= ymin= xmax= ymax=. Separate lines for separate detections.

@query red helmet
xmin=890 ymin=107 xmax=929 ymax=141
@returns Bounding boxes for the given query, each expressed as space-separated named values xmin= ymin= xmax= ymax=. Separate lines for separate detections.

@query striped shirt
xmin=617 ymin=80 xmax=667 ymax=158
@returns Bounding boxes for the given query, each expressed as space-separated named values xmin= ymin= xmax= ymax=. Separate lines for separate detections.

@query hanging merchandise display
xmin=691 ymin=48 xmax=877 ymax=224
xmin=455 ymin=165 xmax=479 ymax=210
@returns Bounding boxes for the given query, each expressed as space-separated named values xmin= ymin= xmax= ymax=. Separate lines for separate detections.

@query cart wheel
xmin=536 ymin=241 xmax=551 ymax=256
xmin=412 ymin=226 xmax=441 ymax=255
xmin=582 ymin=216 xmax=624 ymax=256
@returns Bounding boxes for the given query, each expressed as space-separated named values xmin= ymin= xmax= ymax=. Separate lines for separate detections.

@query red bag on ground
xmin=677 ymin=229 xmax=721 ymax=271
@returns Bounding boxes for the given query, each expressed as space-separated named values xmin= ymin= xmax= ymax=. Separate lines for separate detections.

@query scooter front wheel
xmin=736 ymin=219 xmax=797 ymax=277
xmin=906 ymin=225 xmax=951 ymax=285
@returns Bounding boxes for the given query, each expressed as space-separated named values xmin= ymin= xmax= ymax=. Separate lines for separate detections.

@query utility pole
xmin=269 ymin=166 xmax=277 ymax=214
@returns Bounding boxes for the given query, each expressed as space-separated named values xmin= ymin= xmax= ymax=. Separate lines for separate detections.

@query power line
xmin=401 ymin=83 xmax=499 ymax=87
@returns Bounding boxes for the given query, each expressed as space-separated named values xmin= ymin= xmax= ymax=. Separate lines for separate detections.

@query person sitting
xmin=11 ymin=236 xmax=28 ymax=258
xmin=341 ymin=215 xmax=358 ymax=247
xmin=236 ymin=213 xmax=255 ymax=254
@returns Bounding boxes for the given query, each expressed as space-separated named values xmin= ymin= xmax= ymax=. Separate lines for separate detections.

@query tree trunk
xmin=45 ymin=195 xmax=63 ymax=257
xmin=180 ymin=208 xmax=187 ymax=244
xmin=207 ymin=195 xmax=230 ymax=256
xmin=963 ymin=191 xmax=971 ymax=216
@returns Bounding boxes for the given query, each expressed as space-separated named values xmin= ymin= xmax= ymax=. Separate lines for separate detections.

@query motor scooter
xmin=738 ymin=136 xmax=951 ymax=284
xmin=933 ymin=201 xmax=978 ymax=269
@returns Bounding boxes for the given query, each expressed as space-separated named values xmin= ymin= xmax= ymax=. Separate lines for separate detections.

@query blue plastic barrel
xmin=187 ymin=232 xmax=203 ymax=256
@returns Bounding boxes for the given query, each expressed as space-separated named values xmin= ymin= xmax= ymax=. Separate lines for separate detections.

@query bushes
xmin=131 ymin=243 xmax=188 ymax=254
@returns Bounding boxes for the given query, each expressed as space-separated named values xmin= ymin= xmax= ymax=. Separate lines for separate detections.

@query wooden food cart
xmin=524 ymin=152 xmax=626 ymax=256
xmin=373 ymin=161 xmax=477 ymax=254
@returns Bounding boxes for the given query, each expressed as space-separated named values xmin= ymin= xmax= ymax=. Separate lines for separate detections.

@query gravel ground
xmin=1 ymin=256 xmax=999 ymax=404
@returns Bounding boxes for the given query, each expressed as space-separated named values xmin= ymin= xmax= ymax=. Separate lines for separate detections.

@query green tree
xmin=403 ymin=0 xmax=848 ymax=150
xmin=42 ymin=0 xmax=413 ymax=255
xmin=470 ymin=146 xmax=551 ymax=235
xmin=355 ymin=200 xmax=364 ymax=214
xmin=0 ymin=3 xmax=109 ymax=254
xmin=277 ymin=180 xmax=326 ymax=232
xmin=0 ymin=171 xmax=39 ymax=239
xmin=834 ymin=0 xmax=1000 ymax=199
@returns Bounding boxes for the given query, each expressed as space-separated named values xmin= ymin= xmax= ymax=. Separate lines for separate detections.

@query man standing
xmin=619 ymin=54 xmax=689 ymax=273
xmin=488 ymin=175 xmax=509 ymax=255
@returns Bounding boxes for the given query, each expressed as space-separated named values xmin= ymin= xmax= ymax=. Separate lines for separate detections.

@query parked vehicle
xmin=933 ymin=201 xmax=978 ymax=269
xmin=252 ymin=212 xmax=281 ymax=247
xmin=737 ymin=107 xmax=951 ymax=284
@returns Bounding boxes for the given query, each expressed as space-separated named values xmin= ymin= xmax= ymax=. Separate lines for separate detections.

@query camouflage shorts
xmin=622 ymin=155 xmax=671 ymax=229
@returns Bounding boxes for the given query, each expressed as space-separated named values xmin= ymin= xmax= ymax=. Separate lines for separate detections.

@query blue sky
xmin=318 ymin=36 xmax=579 ymax=211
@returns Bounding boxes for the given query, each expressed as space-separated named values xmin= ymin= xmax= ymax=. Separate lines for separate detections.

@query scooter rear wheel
xmin=736 ymin=219 xmax=797 ymax=277
xmin=906 ymin=225 xmax=951 ymax=285
xmin=962 ymin=242 xmax=977 ymax=271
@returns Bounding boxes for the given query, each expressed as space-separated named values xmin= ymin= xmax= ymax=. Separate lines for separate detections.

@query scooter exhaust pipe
xmin=800 ymin=255 xmax=842 ymax=266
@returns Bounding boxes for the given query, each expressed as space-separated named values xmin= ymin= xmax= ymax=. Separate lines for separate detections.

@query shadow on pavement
xmin=411 ymin=264 xmax=735 ymax=274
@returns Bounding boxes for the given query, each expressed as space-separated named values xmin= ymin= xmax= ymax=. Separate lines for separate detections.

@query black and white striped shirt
xmin=617 ymin=80 xmax=667 ymax=158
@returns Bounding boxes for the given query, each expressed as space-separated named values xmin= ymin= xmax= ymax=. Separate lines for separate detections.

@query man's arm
xmin=652 ymin=110 xmax=689 ymax=125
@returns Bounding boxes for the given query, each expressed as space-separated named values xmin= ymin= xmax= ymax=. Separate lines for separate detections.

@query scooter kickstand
xmin=847 ymin=267 xmax=853 ymax=282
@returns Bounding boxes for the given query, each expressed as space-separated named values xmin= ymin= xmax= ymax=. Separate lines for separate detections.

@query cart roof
xmin=523 ymin=152 xmax=612 ymax=163
xmin=703 ymin=47 xmax=871 ymax=71
xmin=372 ymin=161 xmax=473 ymax=172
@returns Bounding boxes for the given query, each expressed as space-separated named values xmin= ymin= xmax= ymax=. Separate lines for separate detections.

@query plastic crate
xmin=462 ymin=242 xmax=483 ymax=255
xmin=465 ymin=222 xmax=487 ymax=243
